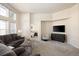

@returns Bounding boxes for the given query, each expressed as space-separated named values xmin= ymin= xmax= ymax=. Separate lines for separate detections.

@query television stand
xmin=51 ymin=33 xmax=66 ymax=43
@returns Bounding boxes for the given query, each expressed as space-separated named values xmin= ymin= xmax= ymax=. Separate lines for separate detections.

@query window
xmin=0 ymin=4 xmax=17 ymax=35
xmin=9 ymin=11 xmax=16 ymax=34
xmin=10 ymin=22 xmax=16 ymax=33
xmin=0 ymin=20 xmax=9 ymax=35
xmin=9 ymin=11 xmax=16 ymax=21
xmin=0 ymin=4 xmax=9 ymax=17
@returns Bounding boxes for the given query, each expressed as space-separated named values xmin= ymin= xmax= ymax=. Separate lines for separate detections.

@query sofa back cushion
xmin=0 ymin=36 xmax=5 ymax=44
xmin=10 ymin=34 xmax=18 ymax=41
xmin=3 ymin=35 xmax=13 ymax=44
xmin=0 ymin=40 xmax=4 ymax=44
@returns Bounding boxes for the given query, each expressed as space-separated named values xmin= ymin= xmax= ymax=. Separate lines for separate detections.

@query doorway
xmin=41 ymin=21 xmax=53 ymax=40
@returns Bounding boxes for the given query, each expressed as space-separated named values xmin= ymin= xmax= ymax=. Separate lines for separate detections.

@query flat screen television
xmin=53 ymin=25 xmax=65 ymax=32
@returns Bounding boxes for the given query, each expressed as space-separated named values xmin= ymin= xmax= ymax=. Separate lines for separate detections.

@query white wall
xmin=52 ymin=4 xmax=79 ymax=48
xmin=18 ymin=13 xmax=31 ymax=39
xmin=16 ymin=13 xmax=21 ymax=32
xmin=31 ymin=13 xmax=52 ymax=40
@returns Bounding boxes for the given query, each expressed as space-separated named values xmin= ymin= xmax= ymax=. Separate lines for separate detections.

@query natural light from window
xmin=0 ymin=4 xmax=17 ymax=35
xmin=0 ymin=20 xmax=9 ymax=35
xmin=0 ymin=4 xmax=9 ymax=17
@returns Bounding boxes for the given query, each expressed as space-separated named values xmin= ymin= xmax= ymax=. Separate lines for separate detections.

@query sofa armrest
xmin=13 ymin=47 xmax=25 ymax=56
xmin=16 ymin=36 xmax=25 ymax=40
xmin=7 ymin=39 xmax=24 ymax=47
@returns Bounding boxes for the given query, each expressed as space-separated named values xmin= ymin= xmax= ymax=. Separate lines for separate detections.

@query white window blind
xmin=0 ymin=20 xmax=9 ymax=35
xmin=0 ymin=4 xmax=9 ymax=17
xmin=0 ymin=4 xmax=17 ymax=35
xmin=10 ymin=22 xmax=16 ymax=33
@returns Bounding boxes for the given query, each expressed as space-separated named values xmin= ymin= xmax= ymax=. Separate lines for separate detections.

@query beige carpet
xmin=31 ymin=40 xmax=79 ymax=56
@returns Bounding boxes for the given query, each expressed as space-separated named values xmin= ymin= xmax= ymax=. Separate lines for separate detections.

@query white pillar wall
xmin=18 ymin=13 xmax=31 ymax=39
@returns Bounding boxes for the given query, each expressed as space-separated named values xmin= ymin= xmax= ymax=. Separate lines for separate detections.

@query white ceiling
xmin=10 ymin=3 xmax=75 ymax=13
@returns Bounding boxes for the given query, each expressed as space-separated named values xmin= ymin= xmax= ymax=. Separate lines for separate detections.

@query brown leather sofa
xmin=0 ymin=34 xmax=26 ymax=56
xmin=0 ymin=34 xmax=33 ymax=56
xmin=0 ymin=34 xmax=24 ymax=47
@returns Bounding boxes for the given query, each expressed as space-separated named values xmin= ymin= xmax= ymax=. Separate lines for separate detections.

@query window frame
xmin=0 ymin=4 xmax=17 ymax=35
xmin=0 ymin=4 xmax=9 ymax=17
xmin=0 ymin=20 xmax=9 ymax=35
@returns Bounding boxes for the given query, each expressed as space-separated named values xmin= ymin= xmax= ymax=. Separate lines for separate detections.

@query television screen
xmin=53 ymin=25 xmax=65 ymax=32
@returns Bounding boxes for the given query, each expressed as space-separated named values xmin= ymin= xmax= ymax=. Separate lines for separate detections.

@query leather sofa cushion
xmin=0 ymin=40 xmax=4 ymax=44
xmin=0 ymin=36 xmax=5 ymax=43
xmin=3 ymin=35 xmax=13 ymax=44
xmin=10 ymin=34 xmax=18 ymax=41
